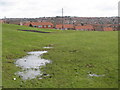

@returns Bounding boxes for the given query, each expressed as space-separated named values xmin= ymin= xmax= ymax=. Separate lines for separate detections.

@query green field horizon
xmin=2 ymin=24 xmax=118 ymax=88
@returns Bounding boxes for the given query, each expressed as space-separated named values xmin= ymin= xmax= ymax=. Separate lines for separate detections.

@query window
xmin=44 ymin=25 xmax=46 ymax=27
xmin=33 ymin=25 xmax=37 ymax=27
xmin=48 ymin=25 xmax=51 ymax=27
xmin=38 ymin=25 xmax=42 ymax=28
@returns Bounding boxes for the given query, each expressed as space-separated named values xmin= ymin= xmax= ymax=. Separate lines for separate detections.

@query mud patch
xmin=17 ymin=29 xmax=51 ymax=33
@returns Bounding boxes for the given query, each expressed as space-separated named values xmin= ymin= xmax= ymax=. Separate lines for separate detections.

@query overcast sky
xmin=0 ymin=0 xmax=119 ymax=18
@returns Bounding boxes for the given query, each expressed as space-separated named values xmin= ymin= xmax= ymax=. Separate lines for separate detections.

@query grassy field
xmin=2 ymin=24 xmax=118 ymax=88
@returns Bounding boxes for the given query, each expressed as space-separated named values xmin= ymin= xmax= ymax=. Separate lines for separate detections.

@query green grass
xmin=2 ymin=24 xmax=118 ymax=88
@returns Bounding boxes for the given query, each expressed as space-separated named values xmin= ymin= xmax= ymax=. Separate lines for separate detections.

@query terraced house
xmin=75 ymin=25 xmax=94 ymax=31
xmin=23 ymin=21 xmax=118 ymax=31
xmin=55 ymin=24 xmax=74 ymax=30
xmin=24 ymin=22 xmax=54 ymax=29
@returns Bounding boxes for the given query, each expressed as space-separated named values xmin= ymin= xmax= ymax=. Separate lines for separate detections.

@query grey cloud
xmin=0 ymin=0 xmax=119 ymax=18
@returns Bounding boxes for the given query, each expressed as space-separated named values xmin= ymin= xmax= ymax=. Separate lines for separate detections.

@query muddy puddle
xmin=43 ymin=47 xmax=53 ymax=49
xmin=88 ymin=73 xmax=105 ymax=77
xmin=14 ymin=51 xmax=51 ymax=80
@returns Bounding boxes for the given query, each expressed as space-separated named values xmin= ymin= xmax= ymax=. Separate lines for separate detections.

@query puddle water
xmin=88 ymin=74 xmax=105 ymax=77
xmin=43 ymin=47 xmax=53 ymax=49
xmin=14 ymin=51 xmax=51 ymax=80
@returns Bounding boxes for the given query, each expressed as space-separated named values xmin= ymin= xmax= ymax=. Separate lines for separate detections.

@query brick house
xmin=92 ymin=24 xmax=103 ymax=31
xmin=24 ymin=22 xmax=54 ymax=29
xmin=103 ymin=27 xmax=113 ymax=31
xmin=55 ymin=24 xmax=74 ymax=30
xmin=101 ymin=24 xmax=118 ymax=31
xmin=75 ymin=25 xmax=94 ymax=31
xmin=110 ymin=24 xmax=118 ymax=31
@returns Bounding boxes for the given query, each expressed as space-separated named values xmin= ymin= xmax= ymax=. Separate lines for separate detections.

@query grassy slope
xmin=2 ymin=24 xmax=118 ymax=88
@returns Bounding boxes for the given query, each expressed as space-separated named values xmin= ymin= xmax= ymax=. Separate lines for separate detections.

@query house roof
xmin=56 ymin=24 xmax=74 ymax=28
xmin=31 ymin=22 xmax=53 ymax=25
xmin=103 ymin=27 xmax=113 ymax=31
xmin=23 ymin=22 xmax=31 ymax=26
xmin=24 ymin=22 xmax=53 ymax=26
xmin=75 ymin=25 xmax=94 ymax=29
